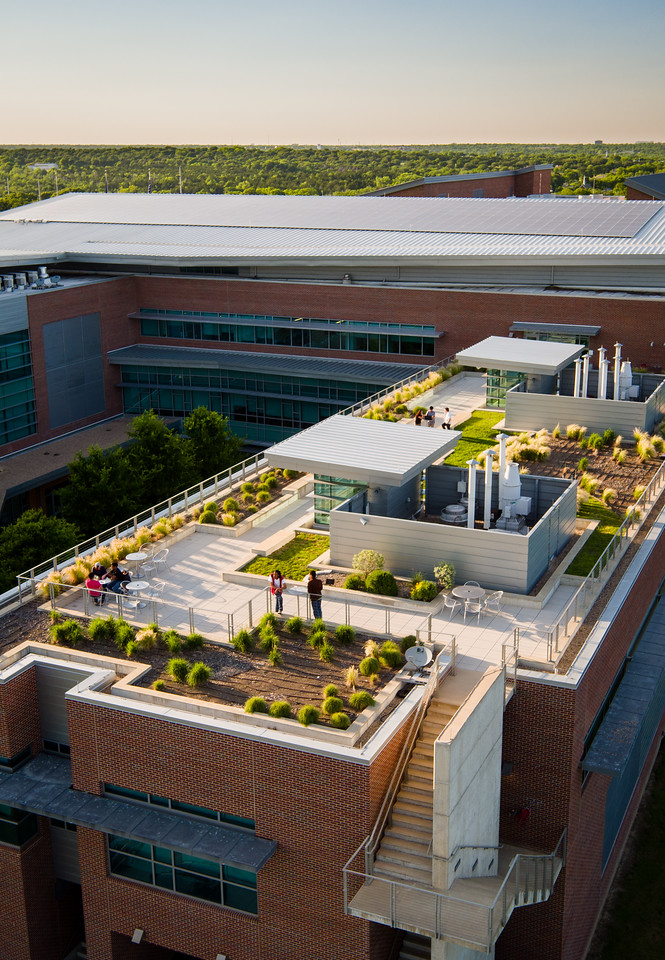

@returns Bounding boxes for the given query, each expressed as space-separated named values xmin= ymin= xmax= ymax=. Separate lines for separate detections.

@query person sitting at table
xmin=106 ymin=560 xmax=131 ymax=594
xmin=91 ymin=562 xmax=107 ymax=580
xmin=85 ymin=575 xmax=104 ymax=605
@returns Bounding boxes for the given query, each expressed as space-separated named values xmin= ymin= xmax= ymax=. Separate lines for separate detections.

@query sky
xmin=2 ymin=0 xmax=664 ymax=145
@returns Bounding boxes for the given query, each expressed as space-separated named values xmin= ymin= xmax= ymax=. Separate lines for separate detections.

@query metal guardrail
xmin=3 ymin=453 xmax=269 ymax=612
xmin=539 ymin=455 xmax=665 ymax=664
xmin=336 ymin=354 xmax=459 ymax=419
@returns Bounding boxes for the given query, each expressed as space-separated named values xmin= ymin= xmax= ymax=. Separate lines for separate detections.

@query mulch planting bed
xmin=0 ymin=604 xmax=402 ymax=724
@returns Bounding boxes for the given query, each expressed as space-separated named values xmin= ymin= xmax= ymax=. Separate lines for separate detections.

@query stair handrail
xmin=364 ymin=648 xmax=449 ymax=874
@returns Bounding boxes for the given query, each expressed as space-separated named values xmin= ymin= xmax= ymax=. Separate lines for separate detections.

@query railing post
xmin=228 ymin=613 xmax=234 ymax=640
xmin=428 ymin=614 xmax=432 ymax=644
xmin=152 ymin=600 xmax=158 ymax=626
xmin=345 ymin=600 xmax=350 ymax=626
xmin=384 ymin=609 xmax=389 ymax=635
xmin=189 ymin=607 xmax=194 ymax=633
xmin=248 ymin=599 xmax=253 ymax=629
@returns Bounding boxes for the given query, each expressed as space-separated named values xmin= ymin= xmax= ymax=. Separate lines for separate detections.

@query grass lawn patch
xmin=242 ymin=533 xmax=329 ymax=580
xmin=566 ymin=497 xmax=623 ymax=577
xmin=444 ymin=410 xmax=505 ymax=467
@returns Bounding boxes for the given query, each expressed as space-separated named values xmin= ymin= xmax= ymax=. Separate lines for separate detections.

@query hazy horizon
xmin=2 ymin=0 xmax=663 ymax=146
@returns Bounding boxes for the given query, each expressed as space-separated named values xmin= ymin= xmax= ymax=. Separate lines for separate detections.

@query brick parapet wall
xmin=0 ymin=664 xmax=41 ymax=758
xmin=68 ymin=696 xmax=411 ymax=960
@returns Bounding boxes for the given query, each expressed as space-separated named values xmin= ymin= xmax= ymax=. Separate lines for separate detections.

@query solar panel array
xmin=1 ymin=193 xmax=661 ymax=240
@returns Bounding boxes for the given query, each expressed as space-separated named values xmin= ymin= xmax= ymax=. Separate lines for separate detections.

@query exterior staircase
xmin=373 ymin=696 xmax=458 ymax=888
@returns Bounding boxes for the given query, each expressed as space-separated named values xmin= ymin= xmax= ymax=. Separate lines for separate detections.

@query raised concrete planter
xmin=194 ymin=478 xmax=313 ymax=539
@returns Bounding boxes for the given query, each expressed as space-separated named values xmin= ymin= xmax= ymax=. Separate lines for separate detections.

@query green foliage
xmin=259 ymin=628 xmax=278 ymax=651
xmin=256 ymin=491 xmax=271 ymax=503
xmin=334 ymin=624 xmax=356 ymax=644
xmin=322 ymin=696 xmax=344 ymax=715
xmin=444 ymin=411 xmax=504 ymax=467
xmin=182 ymin=632 xmax=205 ymax=650
xmin=319 ymin=641 xmax=335 ymax=662
xmin=126 ymin=410 xmax=196 ymax=509
xmin=222 ymin=513 xmax=237 ymax=527
xmin=400 ymin=635 xmax=418 ymax=653
xmin=203 ymin=501 xmax=219 ymax=514
xmin=152 ymin=680 xmax=165 ymax=691
xmin=163 ymin=629 xmax=182 ymax=653
xmin=567 ymin=497 xmax=623 ymax=576
xmin=0 ymin=509 xmax=81 ymax=594
xmin=566 ymin=424 xmax=587 ymax=441
xmin=241 ymin=532 xmax=329 ymax=580
xmin=167 ymin=658 xmax=189 ymax=683
xmin=59 ymin=446 xmax=136 ymax=537
xmin=269 ymin=700 xmax=292 ymax=718
xmin=283 ymin=469 xmax=298 ymax=479
xmin=186 ymin=662 xmax=212 ymax=687
xmin=125 ymin=641 xmax=139 ymax=658
xmin=578 ymin=457 xmax=589 ymax=472
xmin=365 ymin=570 xmax=398 ymax=596
xmin=330 ymin=712 xmax=351 ymax=730
xmin=260 ymin=612 xmax=279 ymax=629
xmin=183 ymin=407 xmax=243 ymax=481
xmin=433 ymin=562 xmax=455 ymax=590
xmin=199 ymin=511 xmax=218 ymax=524
xmin=344 ymin=574 xmax=366 ymax=591
xmin=587 ymin=433 xmax=604 ymax=451
xmin=311 ymin=618 xmax=326 ymax=633
xmin=349 ymin=690 xmax=376 ymax=711
xmin=241 ymin=482 xmax=254 ymax=494
xmin=268 ymin=646 xmax=282 ymax=666
xmin=307 ymin=629 xmax=327 ymax=648
xmin=602 ymin=429 xmax=616 ymax=446
xmin=352 ymin=549 xmax=385 ymax=578
xmin=379 ymin=641 xmax=404 ymax=669
xmin=223 ymin=498 xmax=239 ymax=513
xmin=285 ymin=616 xmax=303 ymax=634
xmin=232 ymin=628 xmax=253 ymax=653
xmin=89 ymin=616 xmax=112 ymax=642
xmin=359 ymin=656 xmax=380 ymax=676
xmin=244 ymin=696 xmax=268 ymax=713
xmin=323 ymin=684 xmax=339 ymax=698
xmin=297 ymin=705 xmax=320 ymax=726
xmin=265 ymin=475 xmax=279 ymax=489
xmin=115 ymin=621 xmax=135 ymax=651
xmin=410 ymin=579 xmax=438 ymax=602
xmin=50 ymin=618 xmax=84 ymax=647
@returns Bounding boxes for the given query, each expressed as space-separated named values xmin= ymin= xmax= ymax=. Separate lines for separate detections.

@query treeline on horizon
xmin=1 ymin=143 xmax=665 ymax=211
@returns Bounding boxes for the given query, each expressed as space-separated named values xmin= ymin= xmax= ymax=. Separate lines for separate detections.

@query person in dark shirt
xmin=91 ymin=562 xmax=107 ymax=580
xmin=107 ymin=560 xmax=131 ymax=594
xmin=307 ymin=570 xmax=323 ymax=620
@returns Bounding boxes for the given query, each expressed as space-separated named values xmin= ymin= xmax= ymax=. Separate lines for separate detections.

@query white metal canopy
xmin=266 ymin=416 xmax=460 ymax=485
xmin=455 ymin=336 xmax=585 ymax=375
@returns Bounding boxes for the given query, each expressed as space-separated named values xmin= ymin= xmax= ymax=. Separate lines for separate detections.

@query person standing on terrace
xmin=307 ymin=570 xmax=323 ymax=620
xmin=270 ymin=569 xmax=285 ymax=613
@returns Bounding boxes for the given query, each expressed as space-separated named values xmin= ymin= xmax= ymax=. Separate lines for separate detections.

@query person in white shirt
xmin=443 ymin=407 xmax=452 ymax=429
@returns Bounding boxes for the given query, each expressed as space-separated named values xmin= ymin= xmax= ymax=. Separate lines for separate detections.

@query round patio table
xmin=126 ymin=551 xmax=147 ymax=573
xmin=452 ymin=584 xmax=485 ymax=601
xmin=126 ymin=580 xmax=149 ymax=608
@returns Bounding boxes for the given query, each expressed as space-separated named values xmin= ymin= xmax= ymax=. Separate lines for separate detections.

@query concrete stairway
xmin=398 ymin=932 xmax=431 ymax=960
xmin=373 ymin=696 xmax=458 ymax=889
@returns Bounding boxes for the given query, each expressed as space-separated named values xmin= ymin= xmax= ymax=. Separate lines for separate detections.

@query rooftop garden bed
xmin=196 ymin=467 xmax=303 ymax=529
xmin=241 ymin=532 xmax=329 ymax=580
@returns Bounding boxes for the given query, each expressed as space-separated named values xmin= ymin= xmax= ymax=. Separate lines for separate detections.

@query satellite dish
xmin=405 ymin=645 xmax=433 ymax=669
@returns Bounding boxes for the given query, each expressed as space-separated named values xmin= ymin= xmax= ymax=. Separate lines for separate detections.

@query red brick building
xmin=364 ymin=164 xmax=553 ymax=198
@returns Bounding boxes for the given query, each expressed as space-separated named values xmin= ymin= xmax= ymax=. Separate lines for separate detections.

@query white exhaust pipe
xmin=483 ymin=449 xmax=494 ymax=530
xmin=613 ymin=342 xmax=622 ymax=400
xmin=573 ymin=358 xmax=582 ymax=398
xmin=467 ymin=459 xmax=479 ymax=530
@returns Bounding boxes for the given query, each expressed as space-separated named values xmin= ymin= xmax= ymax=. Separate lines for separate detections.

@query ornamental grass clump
xmin=379 ymin=641 xmax=404 ymax=669
xmin=602 ymin=488 xmax=617 ymax=506
xmin=50 ymin=618 xmax=84 ymax=647
xmin=260 ymin=612 xmax=278 ymax=630
xmin=125 ymin=641 xmax=139 ymax=658
xmin=222 ymin=513 xmax=237 ymax=527
xmin=257 ymin=491 xmax=271 ymax=503
xmin=359 ymin=656 xmax=380 ymax=676
xmin=187 ymin=663 xmax=212 ymax=687
xmin=297 ymin=705 xmax=320 ymax=726
xmin=223 ymin=497 xmax=239 ymax=513
xmin=311 ymin=618 xmax=326 ymax=634
xmin=324 ymin=684 xmax=339 ymax=698
xmin=163 ymin=629 xmax=182 ymax=653
xmin=579 ymin=472 xmax=600 ymax=495
xmin=319 ymin=641 xmax=335 ymax=663
xmin=285 ymin=616 xmax=303 ymax=635
xmin=269 ymin=700 xmax=292 ymax=718
xmin=182 ymin=632 xmax=205 ymax=650
xmin=199 ymin=511 xmax=218 ymax=525
xmin=587 ymin=433 xmax=604 ymax=453
xmin=634 ymin=485 xmax=646 ymax=501
xmin=307 ymin=629 xmax=327 ymax=649
xmin=135 ymin=627 xmax=158 ymax=650
xmin=400 ymin=635 xmax=418 ymax=652
xmin=349 ymin=690 xmax=376 ymax=711
xmin=613 ymin=447 xmax=627 ymax=464
xmin=152 ymin=680 xmax=165 ymax=691
xmin=334 ymin=624 xmax=356 ymax=644
xmin=232 ymin=629 xmax=253 ymax=653
xmin=345 ymin=666 xmax=358 ymax=689
xmin=268 ymin=646 xmax=282 ymax=666
xmin=168 ymin=658 xmax=189 ymax=683
xmin=566 ymin=424 xmax=587 ymax=441
xmin=115 ymin=620 xmax=135 ymax=652
xmin=330 ymin=712 xmax=351 ymax=730
xmin=259 ymin=628 xmax=278 ymax=652
xmin=364 ymin=639 xmax=380 ymax=659
xmin=322 ymin=695 xmax=344 ymax=715
xmin=88 ymin=616 xmax=111 ymax=642
xmin=244 ymin=696 xmax=268 ymax=714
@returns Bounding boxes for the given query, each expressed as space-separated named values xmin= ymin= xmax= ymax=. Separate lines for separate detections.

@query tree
xmin=184 ymin=407 xmax=243 ymax=481
xmin=126 ymin=410 xmax=196 ymax=505
xmin=60 ymin=445 xmax=138 ymax=536
xmin=0 ymin=510 xmax=80 ymax=594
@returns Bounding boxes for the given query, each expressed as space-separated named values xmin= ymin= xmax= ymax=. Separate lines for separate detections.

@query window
xmin=108 ymin=835 xmax=257 ymax=913
xmin=0 ymin=803 xmax=39 ymax=847
xmin=103 ymin=784 xmax=255 ymax=831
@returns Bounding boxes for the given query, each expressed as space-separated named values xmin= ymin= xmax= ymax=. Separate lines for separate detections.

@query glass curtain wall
xmin=486 ymin=369 xmax=527 ymax=408
xmin=0 ymin=329 xmax=37 ymax=444
xmin=314 ymin=475 xmax=367 ymax=526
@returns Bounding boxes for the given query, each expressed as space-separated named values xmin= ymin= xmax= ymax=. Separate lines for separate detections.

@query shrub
xmin=579 ymin=473 xmax=600 ymax=495
xmin=136 ymin=627 xmax=158 ymax=650
xmin=433 ymin=562 xmax=455 ymax=590
xmin=247 ymin=505 xmax=259 ymax=514
xmin=345 ymin=666 xmax=358 ymax=689
xmin=319 ymin=641 xmax=335 ymax=663
xmin=297 ymin=705 xmax=319 ymax=726
xmin=115 ymin=620 xmax=135 ymax=651
xmin=89 ymin=616 xmax=110 ymax=642
xmin=232 ymin=628 xmax=253 ymax=653
xmin=152 ymin=680 xmax=165 ymax=691
xmin=259 ymin=628 xmax=278 ymax=651
xmin=410 ymin=570 xmax=424 ymax=587
xmin=400 ymin=635 xmax=418 ymax=653
xmin=50 ymin=618 xmax=84 ymax=647
xmin=602 ymin=487 xmax=618 ymax=506
xmin=330 ymin=712 xmax=351 ymax=730
xmin=283 ymin=469 xmax=298 ymax=479
xmin=307 ymin=629 xmax=327 ymax=648
xmin=187 ymin=662 xmax=212 ymax=687
xmin=365 ymin=570 xmax=398 ymax=597
xmin=49 ymin=610 xmax=62 ymax=624
xmin=203 ymin=501 xmax=219 ymax=515
xmin=199 ymin=511 xmax=218 ymax=525
xmin=244 ymin=696 xmax=268 ymax=714
xmin=268 ymin=646 xmax=282 ymax=666
xmin=634 ymin=485 xmax=646 ymax=501
xmin=257 ymin=491 xmax=271 ymax=503
xmin=269 ymin=700 xmax=292 ymax=718
xmin=322 ymin=695 xmax=344 ymax=715
xmin=602 ymin=429 xmax=616 ymax=446
xmin=265 ymin=476 xmax=279 ymax=489
xmin=335 ymin=624 xmax=356 ymax=644
xmin=163 ymin=630 xmax=182 ymax=653
xmin=380 ymin=641 xmax=404 ymax=669
xmin=324 ymin=684 xmax=339 ymax=698
xmin=410 ymin=580 xmax=438 ymax=602
xmin=344 ymin=574 xmax=366 ymax=591
xmin=241 ymin=482 xmax=254 ymax=494
xmin=242 ymin=492 xmax=255 ymax=504
xmin=566 ymin=424 xmax=587 ymax=441
xmin=222 ymin=513 xmax=238 ymax=527
xmin=260 ymin=612 xmax=278 ymax=630
xmin=552 ymin=423 xmax=561 ymax=439
xmin=359 ymin=656 xmax=380 ymax=676
xmin=223 ymin=497 xmax=239 ymax=513
xmin=587 ymin=433 xmax=604 ymax=452
xmin=182 ymin=632 xmax=205 ymax=650
xmin=577 ymin=457 xmax=589 ymax=472
xmin=168 ymin=658 xmax=189 ymax=682
xmin=349 ymin=690 xmax=376 ymax=711
xmin=311 ymin=618 xmax=326 ymax=633
xmin=352 ymin=549 xmax=385 ymax=578
xmin=285 ymin=616 xmax=303 ymax=634
xmin=257 ymin=484 xmax=270 ymax=494
xmin=125 ymin=641 xmax=139 ymax=658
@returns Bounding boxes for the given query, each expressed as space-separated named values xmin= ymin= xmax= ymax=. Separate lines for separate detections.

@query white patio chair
xmin=484 ymin=590 xmax=504 ymax=616
xmin=153 ymin=548 xmax=169 ymax=573
xmin=464 ymin=580 xmax=481 ymax=588
xmin=144 ymin=579 xmax=165 ymax=601
xmin=464 ymin=598 xmax=484 ymax=624
xmin=444 ymin=594 xmax=462 ymax=619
